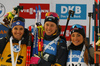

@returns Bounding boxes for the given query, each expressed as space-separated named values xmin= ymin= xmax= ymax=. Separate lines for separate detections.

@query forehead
xmin=45 ymin=21 xmax=56 ymax=25
xmin=13 ymin=25 xmax=24 ymax=28
xmin=71 ymin=32 xmax=81 ymax=35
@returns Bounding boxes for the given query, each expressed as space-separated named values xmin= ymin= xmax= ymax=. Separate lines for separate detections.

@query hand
xmin=30 ymin=54 xmax=40 ymax=64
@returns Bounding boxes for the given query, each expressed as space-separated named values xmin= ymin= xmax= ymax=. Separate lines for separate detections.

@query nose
xmin=47 ymin=26 xmax=51 ymax=30
xmin=17 ymin=29 xmax=20 ymax=33
xmin=74 ymin=36 xmax=78 ymax=40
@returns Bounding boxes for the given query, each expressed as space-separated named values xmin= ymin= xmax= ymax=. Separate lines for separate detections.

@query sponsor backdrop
xmin=0 ymin=0 xmax=94 ymax=46
xmin=0 ymin=23 xmax=9 ymax=38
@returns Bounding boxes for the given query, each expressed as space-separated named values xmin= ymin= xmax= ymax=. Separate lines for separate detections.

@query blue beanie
xmin=12 ymin=21 xmax=25 ymax=28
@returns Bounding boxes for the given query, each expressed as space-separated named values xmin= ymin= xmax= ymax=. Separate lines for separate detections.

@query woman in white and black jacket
xmin=67 ymin=24 xmax=94 ymax=66
xmin=30 ymin=12 xmax=67 ymax=66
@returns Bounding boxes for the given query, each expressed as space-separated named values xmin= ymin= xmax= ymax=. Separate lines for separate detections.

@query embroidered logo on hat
xmin=48 ymin=18 xmax=52 ymax=21
xmin=16 ymin=22 xmax=20 ymax=25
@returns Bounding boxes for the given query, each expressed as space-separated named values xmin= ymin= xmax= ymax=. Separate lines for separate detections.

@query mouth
xmin=46 ymin=29 xmax=51 ymax=33
xmin=16 ymin=34 xmax=21 ymax=36
xmin=74 ymin=41 xmax=79 ymax=43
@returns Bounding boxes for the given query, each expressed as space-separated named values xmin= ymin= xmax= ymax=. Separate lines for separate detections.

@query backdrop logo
xmin=0 ymin=3 xmax=6 ymax=18
xmin=56 ymin=4 xmax=87 ymax=19
xmin=19 ymin=3 xmax=50 ymax=19
xmin=60 ymin=26 xmax=71 ymax=41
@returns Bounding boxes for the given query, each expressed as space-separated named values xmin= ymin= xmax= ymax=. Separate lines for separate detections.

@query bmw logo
xmin=13 ymin=45 xmax=21 ymax=52
xmin=0 ymin=3 xmax=6 ymax=18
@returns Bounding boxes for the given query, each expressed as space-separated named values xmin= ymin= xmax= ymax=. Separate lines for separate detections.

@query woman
xmin=30 ymin=12 xmax=67 ymax=66
xmin=0 ymin=17 xmax=30 ymax=66
xmin=67 ymin=24 xmax=94 ymax=66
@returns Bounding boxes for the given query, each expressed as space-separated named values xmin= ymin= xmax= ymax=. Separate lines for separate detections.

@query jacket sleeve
xmin=0 ymin=37 xmax=7 ymax=54
xmin=55 ymin=38 xmax=67 ymax=66
xmin=39 ymin=38 xmax=67 ymax=66
xmin=88 ymin=45 xmax=94 ymax=64
xmin=89 ymin=47 xmax=94 ymax=59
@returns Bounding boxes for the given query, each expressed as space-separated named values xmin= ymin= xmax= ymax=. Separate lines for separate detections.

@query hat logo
xmin=71 ymin=28 xmax=78 ymax=31
xmin=48 ymin=18 xmax=52 ymax=21
xmin=47 ymin=16 xmax=55 ymax=19
xmin=16 ymin=22 xmax=20 ymax=25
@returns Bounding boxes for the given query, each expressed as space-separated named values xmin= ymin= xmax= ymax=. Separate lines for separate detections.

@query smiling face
xmin=71 ymin=32 xmax=84 ymax=46
xmin=12 ymin=25 xmax=24 ymax=40
xmin=44 ymin=21 xmax=57 ymax=36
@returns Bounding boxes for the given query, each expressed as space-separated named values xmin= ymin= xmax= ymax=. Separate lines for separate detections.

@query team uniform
xmin=0 ymin=28 xmax=29 ymax=66
xmin=67 ymin=43 xmax=94 ymax=66
xmin=38 ymin=28 xmax=67 ymax=66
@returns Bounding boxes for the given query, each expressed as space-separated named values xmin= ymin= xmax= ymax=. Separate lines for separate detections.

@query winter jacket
xmin=38 ymin=28 xmax=67 ymax=66
xmin=0 ymin=28 xmax=30 ymax=66
xmin=67 ymin=43 xmax=94 ymax=66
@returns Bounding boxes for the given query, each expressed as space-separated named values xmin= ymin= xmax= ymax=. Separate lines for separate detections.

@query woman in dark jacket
xmin=0 ymin=17 xmax=30 ymax=66
xmin=30 ymin=12 xmax=67 ymax=66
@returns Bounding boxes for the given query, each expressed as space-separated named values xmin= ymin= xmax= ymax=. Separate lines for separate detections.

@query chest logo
xmin=13 ymin=45 xmax=21 ymax=52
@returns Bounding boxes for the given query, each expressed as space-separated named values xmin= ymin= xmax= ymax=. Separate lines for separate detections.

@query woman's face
xmin=44 ymin=21 xmax=57 ymax=36
xmin=71 ymin=32 xmax=84 ymax=46
xmin=12 ymin=25 xmax=24 ymax=40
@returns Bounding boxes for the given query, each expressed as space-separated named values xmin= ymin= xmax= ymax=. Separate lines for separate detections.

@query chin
xmin=46 ymin=34 xmax=51 ymax=36
xmin=46 ymin=33 xmax=52 ymax=36
xmin=74 ymin=44 xmax=80 ymax=46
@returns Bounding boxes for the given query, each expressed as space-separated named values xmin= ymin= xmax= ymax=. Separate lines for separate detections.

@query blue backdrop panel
xmin=0 ymin=23 xmax=9 ymax=38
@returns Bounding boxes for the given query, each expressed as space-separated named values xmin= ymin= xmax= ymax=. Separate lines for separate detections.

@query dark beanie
xmin=70 ymin=24 xmax=85 ymax=38
xmin=44 ymin=12 xmax=59 ymax=25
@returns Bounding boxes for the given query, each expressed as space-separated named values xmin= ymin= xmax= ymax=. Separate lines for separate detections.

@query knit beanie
xmin=44 ymin=12 xmax=59 ymax=25
xmin=12 ymin=17 xmax=25 ymax=28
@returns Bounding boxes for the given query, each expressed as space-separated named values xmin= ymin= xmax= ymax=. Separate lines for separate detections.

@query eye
xmin=71 ymin=34 xmax=75 ymax=37
xmin=14 ymin=27 xmax=18 ymax=30
xmin=77 ymin=34 xmax=81 ymax=37
xmin=20 ymin=28 xmax=24 ymax=30
xmin=46 ymin=23 xmax=49 ymax=26
xmin=14 ymin=11 xmax=16 ymax=13
xmin=51 ymin=24 xmax=54 ymax=27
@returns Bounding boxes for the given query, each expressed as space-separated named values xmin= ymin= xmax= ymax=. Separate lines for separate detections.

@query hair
xmin=83 ymin=37 xmax=89 ymax=65
xmin=54 ymin=25 xmax=61 ymax=35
